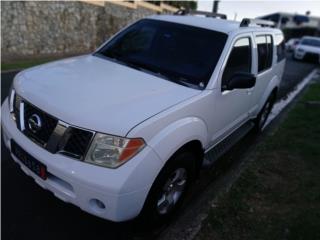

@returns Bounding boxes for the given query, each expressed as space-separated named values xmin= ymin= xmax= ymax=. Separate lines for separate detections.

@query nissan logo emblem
xmin=28 ymin=114 xmax=42 ymax=133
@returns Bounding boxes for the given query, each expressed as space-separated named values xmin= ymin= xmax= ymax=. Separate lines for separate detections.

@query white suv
xmin=2 ymin=12 xmax=285 ymax=223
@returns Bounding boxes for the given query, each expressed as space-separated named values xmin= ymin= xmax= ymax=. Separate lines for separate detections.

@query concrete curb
xmin=264 ymin=68 xmax=320 ymax=129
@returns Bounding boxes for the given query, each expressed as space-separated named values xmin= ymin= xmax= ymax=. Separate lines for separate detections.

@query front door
xmin=210 ymin=34 xmax=255 ymax=145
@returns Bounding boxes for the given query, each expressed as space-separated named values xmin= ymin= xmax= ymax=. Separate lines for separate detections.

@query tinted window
xmin=266 ymin=35 xmax=273 ymax=68
xmin=300 ymin=38 xmax=320 ymax=47
xmin=275 ymin=34 xmax=285 ymax=62
xmin=97 ymin=19 xmax=228 ymax=89
xmin=222 ymin=37 xmax=252 ymax=89
xmin=256 ymin=35 xmax=273 ymax=72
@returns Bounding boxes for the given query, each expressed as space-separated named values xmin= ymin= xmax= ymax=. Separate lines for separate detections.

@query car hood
xmin=14 ymin=55 xmax=200 ymax=136
xmin=298 ymin=45 xmax=320 ymax=54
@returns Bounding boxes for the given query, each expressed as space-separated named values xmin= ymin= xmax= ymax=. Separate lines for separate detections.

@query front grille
xmin=23 ymin=102 xmax=58 ymax=146
xmin=61 ymin=128 xmax=93 ymax=159
xmin=13 ymin=95 xmax=95 ymax=160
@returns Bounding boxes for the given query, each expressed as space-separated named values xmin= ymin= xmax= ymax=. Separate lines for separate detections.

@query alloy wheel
xmin=156 ymin=168 xmax=187 ymax=215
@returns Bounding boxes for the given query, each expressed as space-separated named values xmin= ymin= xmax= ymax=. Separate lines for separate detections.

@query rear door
xmin=251 ymin=34 xmax=275 ymax=111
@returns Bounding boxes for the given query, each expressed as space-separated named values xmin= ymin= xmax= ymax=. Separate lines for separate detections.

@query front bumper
xmin=294 ymin=50 xmax=305 ymax=59
xmin=1 ymin=99 xmax=163 ymax=222
xmin=295 ymin=51 xmax=320 ymax=62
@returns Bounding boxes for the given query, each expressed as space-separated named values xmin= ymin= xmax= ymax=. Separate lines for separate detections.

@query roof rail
xmin=240 ymin=18 xmax=275 ymax=27
xmin=174 ymin=9 xmax=227 ymax=20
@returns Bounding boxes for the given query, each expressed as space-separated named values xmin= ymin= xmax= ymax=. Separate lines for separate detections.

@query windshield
xmin=300 ymin=38 xmax=320 ymax=47
xmin=96 ymin=19 xmax=227 ymax=89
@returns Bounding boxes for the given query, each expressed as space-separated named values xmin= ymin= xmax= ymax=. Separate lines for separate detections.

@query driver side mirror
xmin=225 ymin=72 xmax=256 ymax=91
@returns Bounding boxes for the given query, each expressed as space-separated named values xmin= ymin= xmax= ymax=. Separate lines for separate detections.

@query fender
xmin=117 ymin=116 xmax=207 ymax=217
xmin=140 ymin=117 xmax=208 ymax=164
xmin=257 ymin=75 xmax=279 ymax=114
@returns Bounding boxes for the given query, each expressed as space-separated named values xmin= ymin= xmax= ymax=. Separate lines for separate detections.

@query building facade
xmin=257 ymin=12 xmax=320 ymax=39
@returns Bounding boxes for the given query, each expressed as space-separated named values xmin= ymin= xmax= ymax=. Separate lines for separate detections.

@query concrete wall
xmin=1 ymin=1 xmax=176 ymax=62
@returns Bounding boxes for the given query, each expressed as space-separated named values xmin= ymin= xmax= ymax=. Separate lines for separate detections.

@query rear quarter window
xmin=275 ymin=34 xmax=285 ymax=62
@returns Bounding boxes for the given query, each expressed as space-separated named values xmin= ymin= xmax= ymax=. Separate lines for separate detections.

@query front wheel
xmin=140 ymin=151 xmax=197 ymax=224
xmin=292 ymin=53 xmax=297 ymax=60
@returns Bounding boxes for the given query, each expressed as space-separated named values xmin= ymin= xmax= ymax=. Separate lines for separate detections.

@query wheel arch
xmin=258 ymin=75 xmax=280 ymax=113
xmin=169 ymin=139 xmax=204 ymax=175
xmin=138 ymin=139 xmax=204 ymax=222
xmin=146 ymin=117 xmax=207 ymax=166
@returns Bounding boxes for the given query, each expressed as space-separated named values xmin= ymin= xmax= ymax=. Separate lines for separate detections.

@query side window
xmin=256 ymin=35 xmax=273 ymax=73
xmin=222 ymin=37 xmax=252 ymax=89
xmin=266 ymin=35 xmax=273 ymax=68
xmin=275 ymin=34 xmax=285 ymax=62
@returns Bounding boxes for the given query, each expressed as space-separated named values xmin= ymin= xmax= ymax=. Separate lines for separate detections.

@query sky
xmin=197 ymin=0 xmax=320 ymax=21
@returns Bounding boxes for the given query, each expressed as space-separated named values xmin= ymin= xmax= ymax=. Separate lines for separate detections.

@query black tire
xmin=254 ymin=92 xmax=276 ymax=132
xmin=139 ymin=151 xmax=197 ymax=225
xmin=292 ymin=53 xmax=303 ymax=61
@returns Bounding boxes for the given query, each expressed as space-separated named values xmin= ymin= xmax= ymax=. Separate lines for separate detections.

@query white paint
xmin=2 ymin=15 xmax=286 ymax=222
xmin=263 ymin=68 xmax=319 ymax=129
xmin=14 ymin=55 xmax=200 ymax=136
xmin=1 ymin=102 xmax=163 ymax=221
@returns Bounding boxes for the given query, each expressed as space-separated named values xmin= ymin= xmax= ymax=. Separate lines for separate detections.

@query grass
xmin=196 ymin=80 xmax=320 ymax=240
xmin=1 ymin=58 xmax=55 ymax=71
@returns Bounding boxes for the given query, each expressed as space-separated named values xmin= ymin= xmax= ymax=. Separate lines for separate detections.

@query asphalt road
xmin=1 ymin=56 xmax=318 ymax=240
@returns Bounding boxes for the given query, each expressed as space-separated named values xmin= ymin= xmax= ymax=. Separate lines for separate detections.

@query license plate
xmin=11 ymin=140 xmax=47 ymax=180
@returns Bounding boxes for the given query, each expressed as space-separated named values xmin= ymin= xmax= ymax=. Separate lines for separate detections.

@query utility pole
xmin=212 ymin=0 xmax=220 ymax=13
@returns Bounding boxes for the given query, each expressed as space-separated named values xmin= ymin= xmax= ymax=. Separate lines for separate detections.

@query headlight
xmin=8 ymin=84 xmax=16 ymax=114
xmin=85 ymin=133 xmax=145 ymax=168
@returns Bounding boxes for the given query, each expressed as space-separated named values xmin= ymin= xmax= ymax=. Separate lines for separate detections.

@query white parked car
xmin=285 ymin=38 xmax=300 ymax=52
xmin=1 ymin=12 xmax=286 ymax=223
xmin=294 ymin=36 xmax=320 ymax=63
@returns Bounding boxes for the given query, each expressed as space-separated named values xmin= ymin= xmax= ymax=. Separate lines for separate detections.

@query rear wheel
xmin=254 ymin=92 xmax=276 ymax=132
xmin=140 ymin=151 xmax=197 ymax=224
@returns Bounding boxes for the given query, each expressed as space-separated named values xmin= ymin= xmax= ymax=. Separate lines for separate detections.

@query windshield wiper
xmin=123 ymin=59 xmax=197 ymax=88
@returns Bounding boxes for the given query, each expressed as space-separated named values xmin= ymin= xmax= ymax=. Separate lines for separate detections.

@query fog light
xmin=89 ymin=199 xmax=106 ymax=211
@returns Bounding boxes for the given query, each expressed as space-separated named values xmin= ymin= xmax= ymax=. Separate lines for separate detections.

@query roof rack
xmin=174 ymin=9 xmax=227 ymax=20
xmin=240 ymin=18 xmax=275 ymax=27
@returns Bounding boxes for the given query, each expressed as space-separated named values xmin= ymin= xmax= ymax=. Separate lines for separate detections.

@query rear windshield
xmin=96 ymin=19 xmax=228 ymax=89
xmin=300 ymin=38 xmax=320 ymax=47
